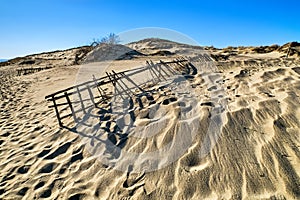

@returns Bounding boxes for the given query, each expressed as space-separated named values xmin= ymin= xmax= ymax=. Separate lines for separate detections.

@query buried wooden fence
xmin=17 ymin=66 xmax=52 ymax=76
xmin=45 ymin=58 xmax=189 ymax=127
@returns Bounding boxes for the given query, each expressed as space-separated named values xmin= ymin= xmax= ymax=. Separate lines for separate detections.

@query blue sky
xmin=1 ymin=0 xmax=299 ymax=58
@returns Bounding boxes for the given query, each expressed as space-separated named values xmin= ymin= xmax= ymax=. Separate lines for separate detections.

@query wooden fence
xmin=17 ymin=66 xmax=52 ymax=76
xmin=45 ymin=58 xmax=189 ymax=127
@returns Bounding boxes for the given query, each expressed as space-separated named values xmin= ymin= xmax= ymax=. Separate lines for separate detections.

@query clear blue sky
xmin=1 ymin=0 xmax=299 ymax=58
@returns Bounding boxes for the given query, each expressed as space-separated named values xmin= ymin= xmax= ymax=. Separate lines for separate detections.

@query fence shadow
xmin=45 ymin=57 xmax=195 ymax=152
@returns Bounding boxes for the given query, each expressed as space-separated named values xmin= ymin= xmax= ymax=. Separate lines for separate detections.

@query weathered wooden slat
xmin=45 ymin=76 xmax=109 ymax=99
xmin=149 ymin=61 xmax=168 ymax=81
xmin=118 ymin=71 xmax=145 ymax=93
xmin=107 ymin=72 xmax=125 ymax=100
xmin=46 ymin=83 xmax=99 ymax=101
xmin=45 ymin=74 xmax=125 ymax=99
xmin=112 ymin=71 xmax=133 ymax=97
xmin=93 ymin=75 xmax=105 ymax=98
xmin=157 ymin=60 xmax=175 ymax=75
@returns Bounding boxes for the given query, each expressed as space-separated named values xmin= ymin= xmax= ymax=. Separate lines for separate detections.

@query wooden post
xmin=65 ymin=92 xmax=77 ymax=123
xmin=156 ymin=61 xmax=172 ymax=77
xmin=111 ymin=72 xmax=126 ymax=99
xmin=112 ymin=71 xmax=132 ymax=96
xmin=151 ymin=61 xmax=167 ymax=81
xmin=161 ymin=61 xmax=177 ymax=75
xmin=106 ymin=72 xmax=124 ymax=100
xmin=52 ymin=95 xmax=63 ymax=127
xmin=92 ymin=75 xmax=105 ymax=99
xmin=146 ymin=61 xmax=161 ymax=81
xmin=106 ymin=72 xmax=115 ymax=86
xmin=175 ymin=59 xmax=186 ymax=69
xmin=119 ymin=72 xmax=145 ymax=93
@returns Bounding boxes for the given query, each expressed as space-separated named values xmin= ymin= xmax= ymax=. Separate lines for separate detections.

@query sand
xmin=0 ymin=41 xmax=300 ymax=200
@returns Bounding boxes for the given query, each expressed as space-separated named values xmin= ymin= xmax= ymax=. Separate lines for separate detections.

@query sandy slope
xmin=0 ymin=42 xmax=300 ymax=200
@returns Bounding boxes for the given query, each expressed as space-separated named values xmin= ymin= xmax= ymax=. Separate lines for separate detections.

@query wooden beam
xmin=112 ymin=71 xmax=133 ymax=97
xmin=118 ymin=71 xmax=145 ymax=93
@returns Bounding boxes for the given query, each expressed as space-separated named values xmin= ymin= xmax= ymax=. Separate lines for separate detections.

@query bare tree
xmin=89 ymin=33 xmax=120 ymax=47
xmin=100 ymin=33 xmax=120 ymax=44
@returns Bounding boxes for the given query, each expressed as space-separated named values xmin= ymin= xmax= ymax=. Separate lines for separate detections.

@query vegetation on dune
xmin=90 ymin=33 xmax=120 ymax=47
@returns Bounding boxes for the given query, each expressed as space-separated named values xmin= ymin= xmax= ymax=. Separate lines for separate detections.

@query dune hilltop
xmin=0 ymin=39 xmax=300 ymax=200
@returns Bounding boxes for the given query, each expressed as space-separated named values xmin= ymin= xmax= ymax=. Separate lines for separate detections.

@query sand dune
xmin=0 ymin=40 xmax=300 ymax=199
